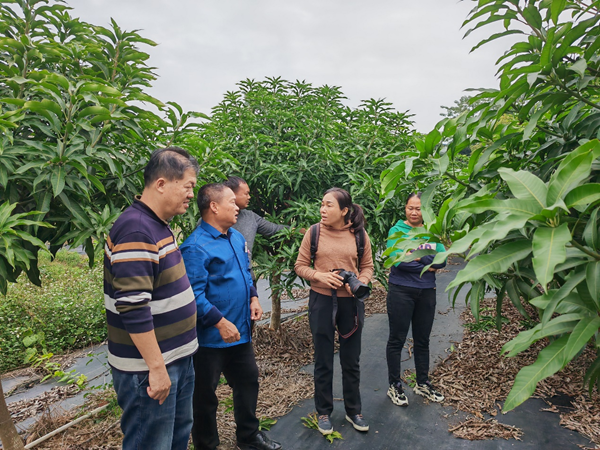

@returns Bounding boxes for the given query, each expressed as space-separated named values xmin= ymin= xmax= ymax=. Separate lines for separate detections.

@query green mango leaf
xmin=469 ymin=214 xmax=531 ymax=256
xmin=461 ymin=198 xmax=543 ymax=216
xmin=503 ymin=313 xmax=582 ymax=357
xmin=532 ymin=223 xmax=571 ymax=292
xmin=583 ymin=355 xmax=600 ymax=396
xmin=565 ymin=316 xmax=600 ymax=361
xmin=77 ymin=82 xmax=122 ymax=96
xmin=540 ymin=269 xmax=588 ymax=328
xmin=78 ymin=106 xmax=111 ymax=117
xmin=505 ymin=277 xmax=530 ymax=319
xmin=547 ymin=152 xmax=594 ymax=205
xmin=498 ymin=168 xmax=547 ymax=207
xmin=503 ymin=334 xmax=569 ymax=413
xmin=586 ymin=261 xmax=600 ymax=307
xmin=469 ymin=281 xmax=485 ymax=323
xmin=551 ymin=0 xmax=567 ymax=25
xmin=50 ymin=166 xmax=66 ymax=197
xmin=448 ymin=240 xmax=532 ymax=289
xmin=420 ymin=180 xmax=443 ymax=225
xmin=564 ymin=183 xmax=600 ymax=208
xmin=583 ymin=207 xmax=599 ymax=250
xmin=569 ymin=58 xmax=587 ymax=77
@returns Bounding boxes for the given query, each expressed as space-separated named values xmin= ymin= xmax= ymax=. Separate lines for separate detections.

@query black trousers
xmin=386 ymin=283 xmax=437 ymax=386
xmin=192 ymin=342 xmax=260 ymax=450
xmin=308 ymin=290 xmax=363 ymax=416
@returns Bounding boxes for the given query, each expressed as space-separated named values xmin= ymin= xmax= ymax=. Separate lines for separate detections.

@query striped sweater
xmin=104 ymin=199 xmax=198 ymax=372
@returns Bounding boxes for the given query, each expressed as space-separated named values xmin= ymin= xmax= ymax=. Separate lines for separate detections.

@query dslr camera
xmin=333 ymin=269 xmax=371 ymax=301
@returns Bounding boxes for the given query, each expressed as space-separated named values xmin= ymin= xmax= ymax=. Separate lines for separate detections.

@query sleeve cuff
xmin=199 ymin=305 xmax=224 ymax=328
xmin=250 ymin=285 xmax=258 ymax=298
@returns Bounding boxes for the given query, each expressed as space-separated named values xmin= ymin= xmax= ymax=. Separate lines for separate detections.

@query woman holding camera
xmin=385 ymin=192 xmax=446 ymax=408
xmin=295 ymin=188 xmax=374 ymax=436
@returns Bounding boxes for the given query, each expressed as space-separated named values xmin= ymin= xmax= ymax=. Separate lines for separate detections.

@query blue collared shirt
xmin=180 ymin=220 xmax=258 ymax=348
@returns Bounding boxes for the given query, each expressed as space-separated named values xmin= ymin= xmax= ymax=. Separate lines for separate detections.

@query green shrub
xmin=0 ymin=250 xmax=106 ymax=374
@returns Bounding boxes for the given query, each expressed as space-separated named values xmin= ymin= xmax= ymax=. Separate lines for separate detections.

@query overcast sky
xmin=73 ymin=1 xmax=513 ymax=133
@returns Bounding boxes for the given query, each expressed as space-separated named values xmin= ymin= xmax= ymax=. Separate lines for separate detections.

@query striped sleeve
xmin=105 ymin=232 xmax=159 ymax=334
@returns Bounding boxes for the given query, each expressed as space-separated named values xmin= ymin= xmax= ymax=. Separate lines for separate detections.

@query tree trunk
xmin=0 ymin=380 xmax=25 ymax=450
xmin=269 ymin=272 xmax=281 ymax=331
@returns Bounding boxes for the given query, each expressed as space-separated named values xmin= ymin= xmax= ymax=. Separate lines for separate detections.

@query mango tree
xmin=383 ymin=0 xmax=600 ymax=411
xmin=199 ymin=77 xmax=415 ymax=329
xmin=0 ymin=1 xmax=219 ymax=447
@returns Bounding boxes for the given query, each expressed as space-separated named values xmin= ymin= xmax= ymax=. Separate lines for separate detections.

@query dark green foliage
xmin=383 ymin=0 xmax=600 ymax=411
xmin=0 ymin=0 xmax=208 ymax=293
xmin=198 ymin=77 xmax=415 ymax=327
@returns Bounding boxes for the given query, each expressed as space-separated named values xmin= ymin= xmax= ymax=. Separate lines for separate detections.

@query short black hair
xmin=407 ymin=192 xmax=422 ymax=202
xmin=143 ymin=147 xmax=199 ymax=187
xmin=197 ymin=183 xmax=230 ymax=212
xmin=223 ymin=176 xmax=247 ymax=193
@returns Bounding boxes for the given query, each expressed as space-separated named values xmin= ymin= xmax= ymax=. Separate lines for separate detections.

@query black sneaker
xmin=237 ymin=430 xmax=282 ymax=450
xmin=317 ymin=414 xmax=333 ymax=435
xmin=414 ymin=380 xmax=444 ymax=402
xmin=387 ymin=382 xmax=408 ymax=406
xmin=345 ymin=414 xmax=369 ymax=432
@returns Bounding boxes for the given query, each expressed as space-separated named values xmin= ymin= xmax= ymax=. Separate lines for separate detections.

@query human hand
xmin=215 ymin=318 xmax=241 ymax=343
xmin=147 ymin=365 xmax=171 ymax=405
xmin=344 ymin=284 xmax=353 ymax=297
xmin=315 ymin=271 xmax=344 ymax=289
xmin=250 ymin=297 xmax=263 ymax=321
xmin=427 ymin=267 xmax=437 ymax=272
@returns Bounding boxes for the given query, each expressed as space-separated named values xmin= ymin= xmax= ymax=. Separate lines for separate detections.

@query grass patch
xmin=0 ymin=249 xmax=106 ymax=374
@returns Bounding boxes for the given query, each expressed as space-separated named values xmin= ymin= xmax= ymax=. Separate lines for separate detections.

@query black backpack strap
xmin=355 ymin=228 xmax=365 ymax=271
xmin=310 ymin=223 xmax=320 ymax=267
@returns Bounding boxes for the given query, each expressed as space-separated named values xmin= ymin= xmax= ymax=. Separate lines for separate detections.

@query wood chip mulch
xmin=448 ymin=416 xmax=524 ymax=440
xmin=9 ymin=384 xmax=80 ymax=422
xmin=432 ymin=298 xmax=600 ymax=445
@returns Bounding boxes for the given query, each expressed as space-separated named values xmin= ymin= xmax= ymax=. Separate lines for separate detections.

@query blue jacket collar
xmin=200 ymin=220 xmax=231 ymax=239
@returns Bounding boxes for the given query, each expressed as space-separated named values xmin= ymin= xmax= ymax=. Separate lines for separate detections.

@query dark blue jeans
xmin=386 ymin=283 xmax=437 ymax=385
xmin=112 ymin=356 xmax=195 ymax=450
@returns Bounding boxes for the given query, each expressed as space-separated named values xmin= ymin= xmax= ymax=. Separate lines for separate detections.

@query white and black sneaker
xmin=387 ymin=382 xmax=408 ymax=406
xmin=414 ymin=380 xmax=444 ymax=402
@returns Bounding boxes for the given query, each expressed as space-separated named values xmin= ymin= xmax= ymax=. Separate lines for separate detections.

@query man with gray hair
xmin=105 ymin=147 xmax=199 ymax=450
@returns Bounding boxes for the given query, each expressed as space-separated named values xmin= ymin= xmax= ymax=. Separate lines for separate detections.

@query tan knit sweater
xmin=295 ymin=222 xmax=374 ymax=297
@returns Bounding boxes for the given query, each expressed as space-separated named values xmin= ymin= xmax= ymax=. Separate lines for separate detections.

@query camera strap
xmin=331 ymin=289 xmax=359 ymax=339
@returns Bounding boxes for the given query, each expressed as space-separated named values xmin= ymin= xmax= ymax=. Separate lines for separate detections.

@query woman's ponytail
xmin=350 ymin=203 xmax=365 ymax=233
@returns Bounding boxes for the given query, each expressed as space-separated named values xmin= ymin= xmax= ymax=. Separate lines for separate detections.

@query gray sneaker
xmin=317 ymin=415 xmax=333 ymax=435
xmin=414 ymin=381 xmax=444 ymax=402
xmin=345 ymin=414 xmax=369 ymax=432
xmin=387 ymin=382 xmax=408 ymax=406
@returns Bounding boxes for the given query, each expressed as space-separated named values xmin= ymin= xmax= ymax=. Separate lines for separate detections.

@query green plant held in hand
xmin=301 ymin=413 xmax=343 ymax=443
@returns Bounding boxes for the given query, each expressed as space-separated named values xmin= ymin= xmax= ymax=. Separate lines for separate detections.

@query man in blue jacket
xmin=181 ymin=183 xmax=282 ymax=450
